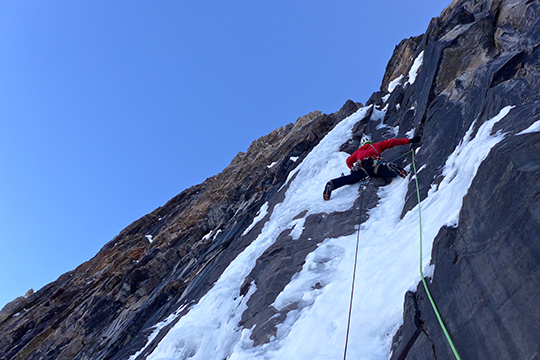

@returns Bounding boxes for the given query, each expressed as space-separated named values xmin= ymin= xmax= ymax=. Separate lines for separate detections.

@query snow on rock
xmin=386 ymin=50 xmax=422 ymax=95
xmin=242 ymin=202 xmax=269 ymax=237
xmin=147 ymin=106 xmax=370 ymax=360
xmin=146 ymin=105 xmax=513 ymax=360
xmin=517 ymin=119 xmax=540 ymax=135
xmin=407 ymin=51 xmax=423 ymax=85
xmin=387 ymin=75 xmax=404 ymax=93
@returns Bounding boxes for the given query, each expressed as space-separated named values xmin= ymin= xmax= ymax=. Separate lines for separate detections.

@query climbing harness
xmin=352 ymin=160 xmax=370 ymax=178
xmin=368 ymin=156 xmax=407 ymax=178
xmin=343 ymin=187 xmax=365 ymax=360
xmin=372 ymin=157 xmax=384 ymax=174
xmin=411 ymin=150 xmax=462 ymax=360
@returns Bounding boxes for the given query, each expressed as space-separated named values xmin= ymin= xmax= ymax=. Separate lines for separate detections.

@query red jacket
xmin=346 ymin=138 xmax=411 ymax=169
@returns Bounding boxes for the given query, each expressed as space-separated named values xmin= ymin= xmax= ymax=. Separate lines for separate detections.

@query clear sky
xmin=0 ymin=1 xmax=451 ymax=309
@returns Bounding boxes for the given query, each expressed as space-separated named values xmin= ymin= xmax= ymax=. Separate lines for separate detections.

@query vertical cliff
xmin=0 ymin=102 xmax=363 ymax=359
xmin=388 ymin=0 xmax=540 ymax=358
xmin=1 ymin=0 xmax=540 ymax=359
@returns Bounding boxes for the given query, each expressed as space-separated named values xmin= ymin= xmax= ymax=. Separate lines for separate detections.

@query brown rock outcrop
xmin=0 ymin=100 xmax=361 ymax=360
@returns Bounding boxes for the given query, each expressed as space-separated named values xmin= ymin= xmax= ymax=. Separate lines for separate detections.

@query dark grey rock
xmin=0 ymin=99 xmax=361 ymax=360
xmin=3 ymin=1 xmax=540 ymax=359
xmin=390 ymin=292 xmax=422 ymax=360
xmin=384 ymin=1 xmax=540 ymax=359
xmin=366 ymin=91 xmax=388 ymax=108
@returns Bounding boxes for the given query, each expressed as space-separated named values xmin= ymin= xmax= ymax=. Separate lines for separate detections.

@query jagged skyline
xmin=2 ymin=1 xmax=540 ymax=358
xmin=0 ymin=1 xmax=450 ymax=310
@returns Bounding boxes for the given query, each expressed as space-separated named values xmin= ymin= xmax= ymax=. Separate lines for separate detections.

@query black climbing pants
xmin=330 ymin=158 xmax=400 ymax=190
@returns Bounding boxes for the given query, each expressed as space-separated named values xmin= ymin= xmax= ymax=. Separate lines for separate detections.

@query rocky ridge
xmin=1 ymin=0 xmax=540 ymax=359
xmin=0 ymin=101 xmax=361 ymax=360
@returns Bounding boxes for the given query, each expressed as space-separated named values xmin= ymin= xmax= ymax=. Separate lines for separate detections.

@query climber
xmin=323 ymin=136 xmax=421 ymax=200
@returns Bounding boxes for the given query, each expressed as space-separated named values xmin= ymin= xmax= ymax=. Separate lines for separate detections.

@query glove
xmin=410 ymin=135 xmax=422 ymax=149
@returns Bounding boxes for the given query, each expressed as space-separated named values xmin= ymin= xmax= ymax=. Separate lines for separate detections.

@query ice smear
xmin=147 ymin=106 xmax=371 ymax=360
xmin=128 ymin=306 xmax=187 ymax=360
xmin=388 ymin=75 xmax=404 ymax=93
xmin=242 ymin=202 xmax=269 ymax=236
xmin=407 ymin=51 xmax=424 ymax=85
xmin=517 ymin=119 xmax=540 ymax=135
xmin=227 ymin=106 xmax=512 ymax=360
xmin=145 ymin=105 xmax=512 ymax=360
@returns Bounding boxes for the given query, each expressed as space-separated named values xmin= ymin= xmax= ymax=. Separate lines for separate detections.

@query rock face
xmin=0 ymin=101 xmax=362 ymax=360
xmin=1 ymin=0 xmax=540 ymax=359
xmin=384 ymin=0 xmax=540 ymax=359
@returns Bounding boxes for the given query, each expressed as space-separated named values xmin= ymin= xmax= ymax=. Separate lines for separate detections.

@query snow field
xmin=146 ymin=107 xmax=371 ymax=360
xmin=145 ymin=105 xmax=513 ymax=360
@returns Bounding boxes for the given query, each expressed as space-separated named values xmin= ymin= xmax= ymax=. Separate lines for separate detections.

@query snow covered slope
xmin=3 ymin=2 xmax=540 ymax=359
xmin=142 ymin=104 xmax=514 ymax=360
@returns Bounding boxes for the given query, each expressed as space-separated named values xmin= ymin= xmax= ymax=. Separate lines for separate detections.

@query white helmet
xmin=360 ymin=134 xmax=372 ymax=146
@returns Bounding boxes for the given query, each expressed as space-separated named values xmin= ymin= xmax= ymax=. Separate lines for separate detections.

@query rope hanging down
xmin=342 ymin=188 xmax=365 ymax=360
xmin=411 ymin=150 xmax=462 ymax=360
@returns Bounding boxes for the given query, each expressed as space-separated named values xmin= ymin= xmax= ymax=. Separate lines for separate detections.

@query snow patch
xmin=202 ymin=231 xmax=214 ymax=242
xmin=289 ymin=217 xmax=306 ymax=241
xmin=517 ymin=119 xmax=540 ymax=135
xmin=407 ymin=51 xmax=424 ymax=85
xmin=388 ymin=75 xmax=404 ymax=93
xmin=406 ymin=128 xmax=415 ymax=138
xmin=242 ymin=202 xmax=269 ymax=236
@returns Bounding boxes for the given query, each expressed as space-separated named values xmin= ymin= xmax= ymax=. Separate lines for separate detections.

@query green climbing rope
xmin=390 ymin=149 xmax=412 ymax=163
xmin=411 ymin=150 xmax=462 ymax=360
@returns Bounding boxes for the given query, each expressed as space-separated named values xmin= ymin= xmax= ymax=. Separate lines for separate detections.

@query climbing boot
xmin=323 ymin=181 xmax=335 ymax=201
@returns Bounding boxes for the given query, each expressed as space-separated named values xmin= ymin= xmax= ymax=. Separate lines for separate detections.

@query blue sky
xmin=0 ymin=1 xmax=451 ymax=309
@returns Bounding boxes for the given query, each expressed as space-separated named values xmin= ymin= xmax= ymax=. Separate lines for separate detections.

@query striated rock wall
xmin=0 ymin=101 xmax=361 ymax=360
xmin=2 ymin=0 xmax=540 ymax=359
xmin=384 ymin=0 xmax=540 ymax=359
